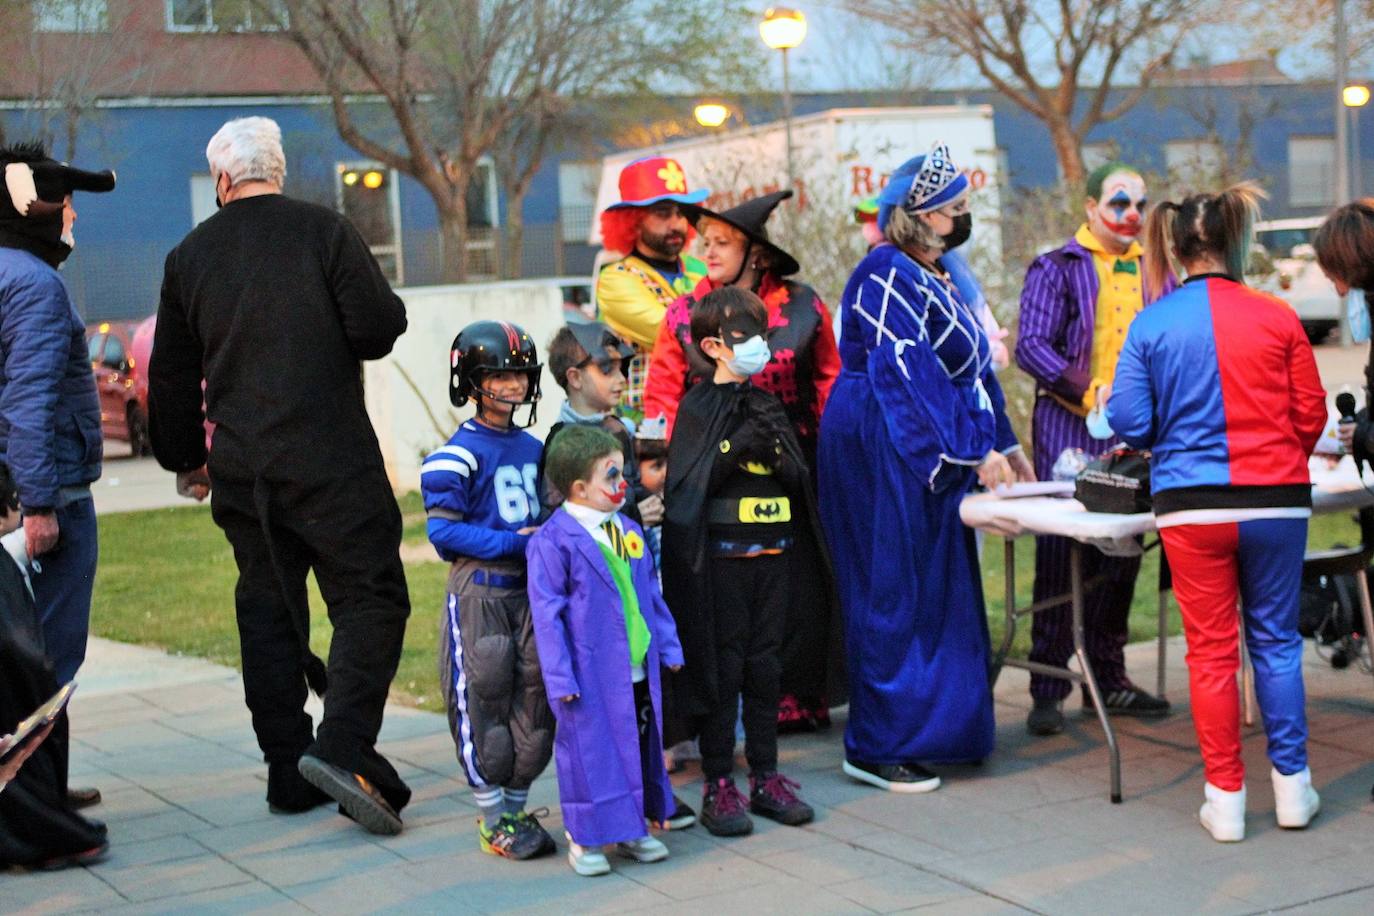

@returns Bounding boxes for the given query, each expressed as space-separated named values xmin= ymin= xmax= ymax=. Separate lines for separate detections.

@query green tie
xmin=1113 ymin=259 xmax=1138 ymax=275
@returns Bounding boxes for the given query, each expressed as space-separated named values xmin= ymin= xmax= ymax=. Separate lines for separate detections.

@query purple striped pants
xmin=1029 ymin=397 xmax=1142 ymax=701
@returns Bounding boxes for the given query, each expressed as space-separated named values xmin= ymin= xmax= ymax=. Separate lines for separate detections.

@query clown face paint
xmin=1087 ymin=171 xmax=1147 ymax=251
xmin=575 ymin=452 xmax=627 ymax=513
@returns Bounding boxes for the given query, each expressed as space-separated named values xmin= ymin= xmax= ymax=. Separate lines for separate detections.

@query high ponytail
xmin=1143 ymin=200 xmax=1179 ymax=303
xmin=1214 ymin=181 xmax=1267 ymax=283
xmin=1149 ymin=180 xmax=1268 ymax=294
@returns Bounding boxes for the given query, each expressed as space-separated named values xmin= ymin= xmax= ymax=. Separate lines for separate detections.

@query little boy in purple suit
xmin=527 ymin=425 xmax=685 ymax=877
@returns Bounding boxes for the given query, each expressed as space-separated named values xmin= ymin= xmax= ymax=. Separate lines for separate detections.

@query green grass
xmin=92 ymin=499 xmax=1357 ymax=715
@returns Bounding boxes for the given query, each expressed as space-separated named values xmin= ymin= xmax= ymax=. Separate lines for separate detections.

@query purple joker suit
xmin=527 ymin=508 xmax=684 ymax=846
xmin=1015 ymin=236 xmax=1160 ymax=701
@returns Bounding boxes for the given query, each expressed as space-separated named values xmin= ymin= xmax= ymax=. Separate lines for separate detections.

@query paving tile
xmin=89 ymin=854 xmax=257 ymax=903
xmin=92 ymin=834 xmax=212 ymax=870
xmin=0 ymin=866 xmax=125 ymax=913
xmin=759 ymin=841 xmax=897 ymax=885
xmin=653 ymin=879 xmax=876 ymax=914
xmin=96 ymin=785 xmax=179 ymax=824
xmin=232 ymin=834 xmax=407 ymax=888
xmin=1279 ymin=884 xmax=1374 ymax=915
xmin=607 ymin=831 xmax=786 ymax=900
xmin=847 ymin=830 xmax=955 ymax=867
xmin=829 ymin=867 xmax=980 ymax=912
xmin=894 ymin=894 xmax=1036 ymax=914
xmin=95 ymin=879 xmax=310 ymax=914
xmin=190 ymin=808 xmax=363 ymax=858
xmin=106 ymin=808 xmax=215 ymax=844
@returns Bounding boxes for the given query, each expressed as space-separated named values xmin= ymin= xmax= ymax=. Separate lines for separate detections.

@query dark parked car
xmin=86 ymin=316 xmax=154 ymax=456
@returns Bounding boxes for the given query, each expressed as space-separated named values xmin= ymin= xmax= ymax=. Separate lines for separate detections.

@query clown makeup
xmin=1087 ymin=171 xmax=1147 ymax=252
xmin=570 ymin=452 xmax=627 ymax=513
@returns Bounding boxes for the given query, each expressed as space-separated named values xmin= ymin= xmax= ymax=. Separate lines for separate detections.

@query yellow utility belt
xmin=707 ymin=497 xmax=792 ymax=525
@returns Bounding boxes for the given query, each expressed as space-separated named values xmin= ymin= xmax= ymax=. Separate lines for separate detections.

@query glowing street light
xmin=760 ymin=7 xmax=807 ymax=187
xmin=1344 ymin=84 xmax=1371 ymax=108
xmin=694 ymin=103 xmax=730 ymax=128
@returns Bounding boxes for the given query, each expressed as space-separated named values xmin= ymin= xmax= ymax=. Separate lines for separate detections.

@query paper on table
xmin=992 ymin=481 xmax=1077 ymax=499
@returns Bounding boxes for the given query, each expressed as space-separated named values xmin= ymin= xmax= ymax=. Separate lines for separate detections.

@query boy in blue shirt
xmin=421 ymin=320 xmax=555 ymax=861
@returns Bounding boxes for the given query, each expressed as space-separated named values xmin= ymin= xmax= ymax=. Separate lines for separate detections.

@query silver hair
xmin=883 ymin=204 xmax=943 ymax=254
xmin=205 ymin=117 xmax=286 ymax=188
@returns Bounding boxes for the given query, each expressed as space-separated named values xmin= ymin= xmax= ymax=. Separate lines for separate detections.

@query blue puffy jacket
xmin=0 ymin=247 xmax=102 ymax=510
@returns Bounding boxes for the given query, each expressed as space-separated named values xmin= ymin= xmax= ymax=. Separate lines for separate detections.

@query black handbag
xmin=1075 ymin=447 xmax=1152 ymax=514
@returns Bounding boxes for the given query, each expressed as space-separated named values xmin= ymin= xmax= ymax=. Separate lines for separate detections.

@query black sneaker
xmin=700 ymin=777 xmax=753 ymax=837
xmin=510 ymin=808 xmax=557 ymax=856
xmin=649 ymin=795 xmax=697 ymax=830
xmin=749 ymin=771 xmax=814 ymax=826
xmin=842 ymin=759 xmax=940 ymax=793
xmin=1083 ymin=686 xmax=1171 ymax=718
xmin=1027 ymin=698 xmax=1066 ymax=736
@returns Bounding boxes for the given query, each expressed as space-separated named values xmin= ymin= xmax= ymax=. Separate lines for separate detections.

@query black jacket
xmin=661 ymin=380 xmax=838 ymax=716
xmin=148 ymin=194 xmax=406 ymax=482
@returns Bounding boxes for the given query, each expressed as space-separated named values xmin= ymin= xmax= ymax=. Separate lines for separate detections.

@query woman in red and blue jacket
xmin=1106 ymin=182 xmax=1328 ymax=843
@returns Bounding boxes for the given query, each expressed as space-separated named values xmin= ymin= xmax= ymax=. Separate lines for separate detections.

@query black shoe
xmin=700 ymin=777 xmax=753 ymax=837
xmin=66 ymin=786 xmax=102 ymax=810
xmin=267 ymin=761 xmax=332 ymax=814
xmin=749 ymin=771 xmax=814 ymax=826
xmin=649 ymin=795 xmax=696 ymax=830
xmin=35 ymin=841 xmax=109 ymax=871
xmin=1027 ymin=698 xmax=1066 ymax=736
xmin=510 ymin=808 xmax=557 ymax=857
xmin=297 ymin=754 xmax=403 ymax=836
xmin=1083 ymin=686 xmax=1171 ymax=718
xmin=842 ymin=759 xmax=940 ymax=793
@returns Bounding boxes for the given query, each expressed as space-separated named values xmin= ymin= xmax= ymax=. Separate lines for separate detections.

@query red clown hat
xmin=605 ymin=156 xmax=709 ymax=210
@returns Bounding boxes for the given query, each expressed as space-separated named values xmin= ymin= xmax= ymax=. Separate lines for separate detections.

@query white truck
xmin=590 ymin=106 xmax=1003 ymax=303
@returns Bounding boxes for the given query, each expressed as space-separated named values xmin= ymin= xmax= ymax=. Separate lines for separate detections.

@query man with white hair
xmin=149 ymin=116 xmax=413 ymax=835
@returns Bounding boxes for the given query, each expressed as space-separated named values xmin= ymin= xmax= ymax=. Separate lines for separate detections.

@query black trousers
xmin=1029 ymin=534 xmax=1142 ymax=701
xmin=698 ymin=552 xmax=787 ymax=781
xmin=209 ymin=467 xmax=413 ymax=811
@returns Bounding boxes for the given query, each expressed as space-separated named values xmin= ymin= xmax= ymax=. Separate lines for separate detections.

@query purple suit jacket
xmin=1015 ymin=236 xmax=1173 ymax=475
xmin=526 ymin=507 xmax=684 ymax=846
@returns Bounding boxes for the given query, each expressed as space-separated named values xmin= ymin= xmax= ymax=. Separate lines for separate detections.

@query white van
xmin=1250 ymin=217 xmax=1341 ymax=343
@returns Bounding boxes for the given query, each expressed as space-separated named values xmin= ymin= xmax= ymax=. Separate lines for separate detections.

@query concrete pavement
xmin=5 ymin=634 xmax=1371 ymax=915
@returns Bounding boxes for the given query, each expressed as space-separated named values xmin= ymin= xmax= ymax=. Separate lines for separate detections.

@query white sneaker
xmin=615 ymin=834 xmax=669 ymax=862
xmin=1198 ymin=782 xmax=1246 ymax=842
xmin=565 ymin=832 xmax=610 ymax=876
xmin=1272 ymin=767 xmax=1320 ymax=829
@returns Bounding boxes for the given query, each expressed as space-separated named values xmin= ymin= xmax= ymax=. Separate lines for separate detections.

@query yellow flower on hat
xmin=624 ymin=530 xmax=645 ymax=559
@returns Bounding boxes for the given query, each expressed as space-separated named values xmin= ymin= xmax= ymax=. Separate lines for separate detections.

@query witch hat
xmin=686 ymin=189 xmax=800 ymax=277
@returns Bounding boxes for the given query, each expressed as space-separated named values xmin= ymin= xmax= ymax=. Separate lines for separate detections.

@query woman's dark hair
xmin=0 ymin=461 xmax=17 ymax=513
xmin=1314 ymin=198 xmax=1374 ymax=293
xmin=545 ymin=424 xmax=622 ymax=498
xmin=634 ymin=436 xmax=667 ymax=462
xmin=689 ymin=286 xmax=767 ymax=361
xmin=1142 ymin=181 xmax=1266 ymax=300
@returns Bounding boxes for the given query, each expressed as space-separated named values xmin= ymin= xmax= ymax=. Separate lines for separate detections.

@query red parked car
xmin=86 ymin=316 xmax=155 ymax=456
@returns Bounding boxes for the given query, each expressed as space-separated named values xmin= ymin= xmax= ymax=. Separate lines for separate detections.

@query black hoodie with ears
xmin=0 ymin=142 xmax=115 ymax=268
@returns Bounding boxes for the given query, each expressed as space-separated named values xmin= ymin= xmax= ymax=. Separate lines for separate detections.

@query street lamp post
xmin=759 ymin=7 xmax=807 ymax=188
xmin=1345 ymin=85 xmax=1370 ymax=199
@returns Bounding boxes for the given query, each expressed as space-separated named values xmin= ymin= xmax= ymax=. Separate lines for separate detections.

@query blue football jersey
xmin=421 ymin=420 xmax=543 ymax=562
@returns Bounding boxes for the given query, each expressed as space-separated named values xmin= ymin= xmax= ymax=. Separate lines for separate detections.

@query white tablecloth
xmin=960 ymin=456 xmax=1374 ymax=553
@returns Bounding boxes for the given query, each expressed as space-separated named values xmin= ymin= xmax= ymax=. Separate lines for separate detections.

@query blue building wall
xmin=3 ymin=82 xmax=1370 ymax=320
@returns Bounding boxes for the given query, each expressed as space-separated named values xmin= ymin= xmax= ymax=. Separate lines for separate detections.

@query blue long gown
xmin=818 ymin=243 xmax=1016 ymax=765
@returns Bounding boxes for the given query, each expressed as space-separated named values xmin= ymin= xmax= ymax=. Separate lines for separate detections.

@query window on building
xmin=1165 ymin=139 xmax=1224 ymax=185
xmin=166 ymin=0 xmax=286 ymax=32
xmin=189 ymin=174 xmax=218 ymax=227
xmin=466 ymin=159 xmax=499 ymax=229
xmin=33 ymin=0 xmax=108 ymax=32
xmin=558 ymin=161 xmax=600 ymax=244
xmin=1288 ymin=136 xmax=1336 ymax=208
xmin=337 ymin=163 xmax=403 ymax=285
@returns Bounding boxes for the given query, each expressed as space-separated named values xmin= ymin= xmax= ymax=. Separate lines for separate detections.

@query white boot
xmin=1198 ymin=782 xmax=1246 ymax=842
xmin=1272 ymin=767 xmax=1320 ymax=829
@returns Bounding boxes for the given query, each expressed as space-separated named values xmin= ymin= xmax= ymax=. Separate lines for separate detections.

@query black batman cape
xmin=661 ymin=379 xmax=842 ymax=719
xmin=0 ymin=553 xmax=106 ymax=867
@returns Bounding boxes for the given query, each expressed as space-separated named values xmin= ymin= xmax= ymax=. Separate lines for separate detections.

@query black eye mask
xmin=718 ymin=310 xmax=765 ymax=345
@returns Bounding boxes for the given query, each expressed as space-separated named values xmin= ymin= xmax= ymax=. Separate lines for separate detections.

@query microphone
xmin=1337 ymin=392 xmax=1363 ymax=477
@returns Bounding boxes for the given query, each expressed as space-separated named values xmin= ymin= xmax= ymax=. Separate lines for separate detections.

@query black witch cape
xmin=661 ymin=380 xmax=841 ymax=718
xmin=0 ymin=552 xmax=106 ymax=867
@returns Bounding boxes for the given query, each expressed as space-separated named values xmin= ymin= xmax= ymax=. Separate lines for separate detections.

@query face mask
xmin=941 ymin=212 xmax=972 ymax=250
xmin=1348 ymin=289 xmax=1370 ymax=344
xmin=726 ymin=335 xmax=770 ymax=377
xmin=1086 ymin=404 xmax=1114 ymax=440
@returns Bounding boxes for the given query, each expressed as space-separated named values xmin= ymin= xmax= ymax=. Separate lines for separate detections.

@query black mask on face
xmin=941 ymin=212 xmax=972 ymax=250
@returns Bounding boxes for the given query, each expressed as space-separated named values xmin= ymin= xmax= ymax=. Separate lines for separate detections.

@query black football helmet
xmin=449 ymin=320 xmax=542 ymax=428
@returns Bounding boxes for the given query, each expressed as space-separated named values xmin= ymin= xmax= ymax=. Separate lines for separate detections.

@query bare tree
xmin=276 ymin=0 xmax=760 ymax=282
xmin=846 ymin=0 xmax=1219 ymax=186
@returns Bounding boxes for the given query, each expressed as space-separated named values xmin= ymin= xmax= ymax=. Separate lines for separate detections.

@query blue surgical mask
xmin=1086 ymin=404 xmax=1114 ymax=440
xmin=1348 ymin=290 xmax=1369 ymax=345
xmin=726 ymin=335 xmax=770 ymax=377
